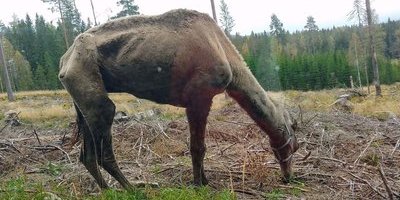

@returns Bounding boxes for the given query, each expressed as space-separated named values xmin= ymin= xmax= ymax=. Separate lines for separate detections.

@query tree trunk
xmin=354 ymin=41 xmax=362 ymax=88
xmin=210 ymin=0 xmax=217 ymax=24
xmin=0 ymin=34 xmax=15 ymax=101
xmin=58 ymin=0 xmax=70 ymax=49
xmin=365 ymin=0 xmax=381 ymax=96
xmin=89 ymin=0 xmax=98 ymax=25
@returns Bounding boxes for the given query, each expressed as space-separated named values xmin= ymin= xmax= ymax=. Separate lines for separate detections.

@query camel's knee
xmin=80 ymin=149 xmax=97 ymax=169
xmin=80 ymin=104 xmax=114 ymax=136
xmin=96 ymin=99 xmax=116 ymax=123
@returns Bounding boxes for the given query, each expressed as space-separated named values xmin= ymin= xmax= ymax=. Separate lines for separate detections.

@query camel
xmin=59 ymin=9 xmax=299 ymax=189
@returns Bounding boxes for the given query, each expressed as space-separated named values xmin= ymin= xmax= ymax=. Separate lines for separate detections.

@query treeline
xmin=0 ymin=2 xmax=399 ymax=92
xmin=231 ymin=18 xmax=400 ymax=91
xmin=1 ymin=14 xmax=75 ymax=91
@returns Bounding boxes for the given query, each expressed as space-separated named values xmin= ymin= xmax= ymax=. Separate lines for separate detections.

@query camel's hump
xmin=88 ymin=9 xmax=214 ymax=34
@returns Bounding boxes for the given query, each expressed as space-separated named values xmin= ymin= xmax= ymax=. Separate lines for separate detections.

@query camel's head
xmin=271 ymin=110 xmax=299 ymax=182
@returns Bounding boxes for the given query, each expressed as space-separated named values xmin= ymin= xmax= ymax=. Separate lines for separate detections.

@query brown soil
xmin=0 ymin=100 xmax=399 ymax=199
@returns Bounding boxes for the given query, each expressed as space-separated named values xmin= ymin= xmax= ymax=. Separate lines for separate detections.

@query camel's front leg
xmin=186 ymin=97 xmax=212 ymax=186
xmin=59 ymin=34 xmax=132 ymax=189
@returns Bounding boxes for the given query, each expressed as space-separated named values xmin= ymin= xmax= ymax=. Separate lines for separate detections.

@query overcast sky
xmin=1 ymin=0 xmax=400 ymax=35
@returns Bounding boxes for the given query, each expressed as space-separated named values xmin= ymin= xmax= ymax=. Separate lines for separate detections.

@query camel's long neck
xmin=226 ymin=64 xmax=289 ymax=144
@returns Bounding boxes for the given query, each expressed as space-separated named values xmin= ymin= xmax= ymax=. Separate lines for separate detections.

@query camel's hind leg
xmin=59 ymin=36 xmax=131 ymax=189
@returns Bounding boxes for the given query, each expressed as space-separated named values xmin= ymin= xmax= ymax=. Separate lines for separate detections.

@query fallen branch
xmin=391 ymin=138 xmax=399 ymax=156
xmin=378 ymin=165 xmax=394 ymax=200
xmin=298 ymin=151 xmax=312 ymax=161
xmin=132 ymin=118 xmax=153 ymax=128
xmin=33 ymin=130 xmax=41 ymax=145
xmin=303 ymin=113 xmax=318 ymax=128
xmin=349 ymin=172 xmax=386 ymax=199
xmin=31 ymin=144 xmax=72 ymax=164
xmin=204 ymin=169 xmax=252 ymax=175
xmin=218 ymin=119 xmax=254 ymax=126
xmin=0 ymin=123 xmax=9 ymax=134
xmin=278 ymin=184 xmax=310 ymax=192
xmin=312 ymin=156 xmax=347 ymax=165
xmin=157 ymin=122 xmax=170 ymax=139
xmin=2 ymin=140 xmax=21 ymax=154
xmin=354 ymin=133 xmax=377 ymax=165
xmin=47 ymin=144 xmax=72 ymax=164
xmin=233 ymin=188 xmax=262 ymax=198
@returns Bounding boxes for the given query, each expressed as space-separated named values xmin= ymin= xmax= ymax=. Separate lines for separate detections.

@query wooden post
xmin=210 ymin=0 xmax=218 ymax=24
xmin=58 ymin=0 xmax=70 ymax=49
xmin=0 ymin=34 xmax=16 ymax=101
xmin=89 ymin=0 xmax=98 ymax=25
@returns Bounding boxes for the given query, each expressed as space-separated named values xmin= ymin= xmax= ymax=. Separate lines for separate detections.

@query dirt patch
xmin=0 ymin=101 xmax=399 ymax=199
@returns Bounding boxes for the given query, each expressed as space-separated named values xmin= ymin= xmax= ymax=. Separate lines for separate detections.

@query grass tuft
xmin=149 ymin=186 xmax=235 ymax=200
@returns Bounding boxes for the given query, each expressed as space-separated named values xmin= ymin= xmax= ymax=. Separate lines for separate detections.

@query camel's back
xmin=84 ymin=9 xmax=220 ymax=71
xmin=88 ymin=9 xmax=212 ymax=35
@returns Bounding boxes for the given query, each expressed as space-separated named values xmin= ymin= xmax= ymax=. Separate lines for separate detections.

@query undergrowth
xmin=0 ymin=177 xmax=236 ymax=200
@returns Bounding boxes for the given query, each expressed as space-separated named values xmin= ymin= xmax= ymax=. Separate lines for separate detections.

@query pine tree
xmin=304 ymin=16 xmax=319 ymax=31
xmin=269 ymin=14 xmax=286 ymax=45
xmin=219 ymin=0 xmax=235 ymax=36
xmin=113 ymin=0 xmax=140 ymax=19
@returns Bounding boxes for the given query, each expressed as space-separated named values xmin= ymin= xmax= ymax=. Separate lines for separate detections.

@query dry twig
xmin=354 ymin=133 xmax=377 ymax=165
xmin=33 ymin=130 xmax=41 ymax=145
xmin=378 ymin=165 xmax=394 ymax=200
xmin=349 ymin=172 xmax=386 ymax=199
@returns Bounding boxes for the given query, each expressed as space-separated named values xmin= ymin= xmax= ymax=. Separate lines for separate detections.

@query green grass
xmin=149 ymin=186 xmax=235 ymax=200
xmin=0 ymin=177 xmax=68 ymax=200
xmin=93 ymin=189 xmax=148 ymax=200
xmin=0 ymin=177 xmax=236 ymax=200
xmin=264 ymin=189 xmax=285 ymax=200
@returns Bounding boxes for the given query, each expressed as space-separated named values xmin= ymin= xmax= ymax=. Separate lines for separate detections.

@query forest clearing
xmin=0 ymin=1 xmax=400 ymax=199
xmin=0 ymin=84 xmax=399 ymax=199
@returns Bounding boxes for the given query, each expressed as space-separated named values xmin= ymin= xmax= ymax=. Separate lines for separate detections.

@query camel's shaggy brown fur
xmin=59 ymin=9 xmax=298 ymax=189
